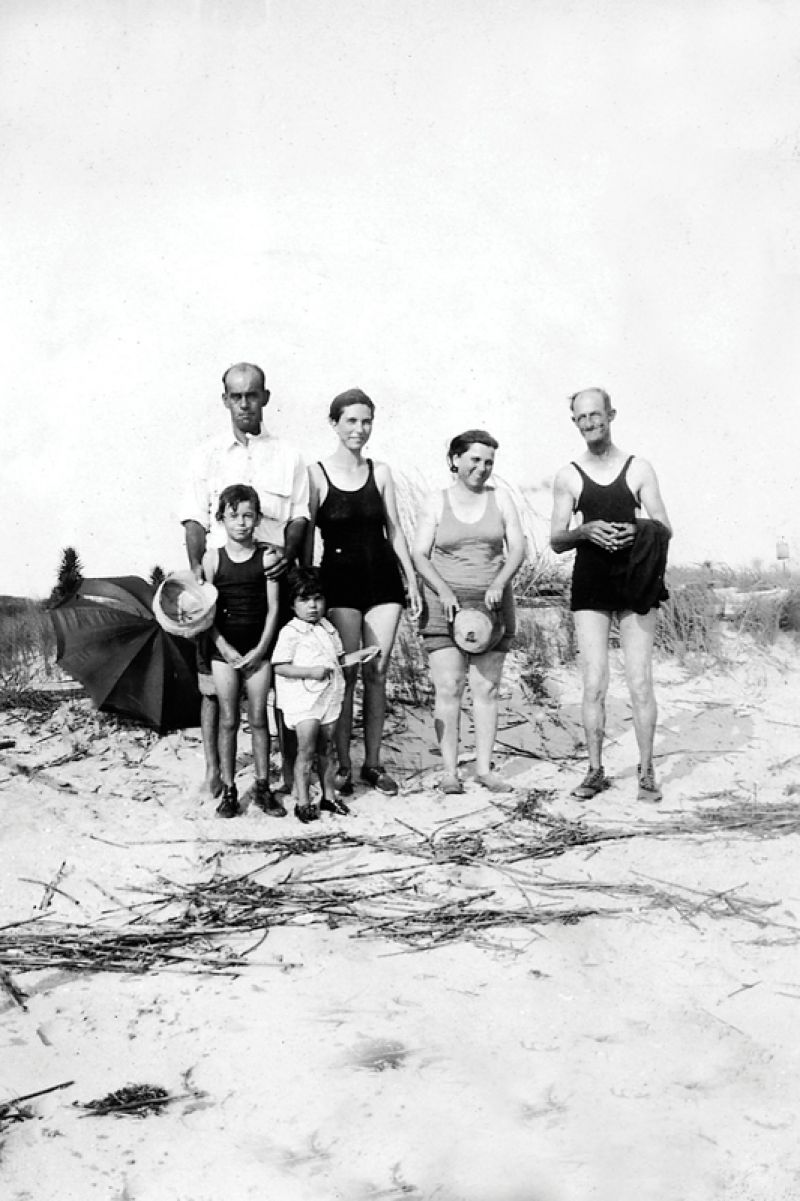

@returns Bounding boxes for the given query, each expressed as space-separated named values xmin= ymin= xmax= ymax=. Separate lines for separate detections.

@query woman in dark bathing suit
xmin=306 ymin=389 xmax=422 ymax=797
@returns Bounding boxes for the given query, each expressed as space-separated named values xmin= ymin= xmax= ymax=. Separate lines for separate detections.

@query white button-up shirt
xmin=181 ymin=429 xmax=310 ymax=549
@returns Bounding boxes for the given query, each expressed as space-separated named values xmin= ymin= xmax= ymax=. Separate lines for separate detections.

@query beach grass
xmin=0 ymin=597 xmax=57 ymax=698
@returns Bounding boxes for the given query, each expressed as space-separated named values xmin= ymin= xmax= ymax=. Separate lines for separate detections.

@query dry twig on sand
xmin=74 ymin=1083 xmax=174 ymax=1118
xmin=3 ymin=796 xmax=799 ymax=979
xmin=0 ymin=1080 xmax=74 ymax=1134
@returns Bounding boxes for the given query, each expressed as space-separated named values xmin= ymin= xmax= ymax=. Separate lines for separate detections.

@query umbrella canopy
xmin=51 ymin=577 xmax=201 ymax=733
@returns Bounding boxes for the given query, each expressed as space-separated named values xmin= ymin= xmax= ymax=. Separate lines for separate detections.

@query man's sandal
xmin=637 ymin=765 xmax=662 ymax=803
xmin=571 ymin=768 xmax=610 ymax=800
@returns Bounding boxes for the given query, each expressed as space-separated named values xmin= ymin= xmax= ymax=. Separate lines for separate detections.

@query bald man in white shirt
xmin=181 ymin=363 xmax=309 ymax=800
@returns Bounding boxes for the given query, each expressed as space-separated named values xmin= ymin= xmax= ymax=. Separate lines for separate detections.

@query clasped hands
xmin=583 ymin=520 xmax=636 ymax=553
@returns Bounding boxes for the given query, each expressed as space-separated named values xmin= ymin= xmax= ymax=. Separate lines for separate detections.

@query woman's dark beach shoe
xmin=320 ymin=795 xmax=351 ymax=816
xmin=360 ymin=765 xmax=399 ymax=796
xmin=253 ymin=779 xmax=287 ymax=817
xmin=334 ymin=768 xmax=354 ymax=797
xmin=637 ymin=766 xmax=662 ymax=803
xmin=571 ymin=768 xmax=610 ymax=801
xmin=294 ymin=803 xmax=320 ymax=824
xmin=216 ymin=785 xmax=241 ymax=819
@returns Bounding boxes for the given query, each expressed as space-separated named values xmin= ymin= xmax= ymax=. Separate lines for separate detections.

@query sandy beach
xmin=2 ymin=631 xmax=800 ymax=1201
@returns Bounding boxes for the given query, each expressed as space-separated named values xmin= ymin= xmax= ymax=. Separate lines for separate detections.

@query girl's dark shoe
xmin=320 ymin=795 xmax=350 ymax=816
xmin=216 ymin=784 xmax=241 ymax=819
xmin=253 ymin=778 xmax=287 ymax=817
xmin=294 ymin=803 xmax=320 ymax=824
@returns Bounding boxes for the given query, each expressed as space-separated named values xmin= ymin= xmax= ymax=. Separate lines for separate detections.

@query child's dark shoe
xmin=294 ymin=803 xmax=320 ymax=824
xmin=320 ymin=795 xmax=350 ymax=816
xmin=253 ymin=778 xmax=287 ymax=817
xmin=215 ymin=784 xmax=241 ymax=819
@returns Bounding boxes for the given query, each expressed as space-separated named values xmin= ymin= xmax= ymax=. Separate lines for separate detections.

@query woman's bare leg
xmin=428 ymin=646 xmax=468 ymax=779
xmin=361 ymin=603 xmax=403 ymax=769
xmin=326 ymin=607 xmax=363 ymax=774
xmin=469 ymin=650 xmax=507 ymax=778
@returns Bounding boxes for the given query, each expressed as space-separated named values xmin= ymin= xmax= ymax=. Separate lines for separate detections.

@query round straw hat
xmin=451 ymin=606 xmax=505 ymax=655
xmin=153 ymin=573 xmax=218 ymax=638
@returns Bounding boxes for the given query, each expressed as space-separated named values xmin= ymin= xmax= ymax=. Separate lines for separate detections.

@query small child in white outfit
xmin=272 ymin=568 xmax=348 ymax=823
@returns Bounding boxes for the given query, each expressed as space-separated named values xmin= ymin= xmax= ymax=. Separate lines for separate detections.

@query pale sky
xmin=3 ymin=0 xmax=799 ymax=597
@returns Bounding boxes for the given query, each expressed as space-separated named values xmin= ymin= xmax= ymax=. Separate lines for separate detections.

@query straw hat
xmin=153 ymin=573 xmax=218 ymax=638
xmin=451 ymin=606 xmax=505 ymax=655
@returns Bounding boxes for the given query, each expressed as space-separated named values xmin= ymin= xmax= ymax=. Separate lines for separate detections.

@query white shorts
xmin=277 ymin=672 xmax=345 ymax=731
xmin=280 ymin=692 xmax=343 ymax=731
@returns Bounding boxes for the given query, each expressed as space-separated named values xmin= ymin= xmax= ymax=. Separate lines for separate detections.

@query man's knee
xmin=627 ymin=670 xmax=655 ymax=709
xmin=582 ymin=671 xmax=609 ymax=706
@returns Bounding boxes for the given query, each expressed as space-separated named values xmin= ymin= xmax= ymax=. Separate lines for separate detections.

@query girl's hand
xmin=238 ymin=648 xmax=264 ymax=671
xmin=307 ymin=664 xmax=333 ymax=681
xmin=223 ymin=647 xmax=244 ymax=668
xmin=437 ymin=587 xmax=460 ymax=623
xmin=406 ymin=585 xmax=423 ymax=621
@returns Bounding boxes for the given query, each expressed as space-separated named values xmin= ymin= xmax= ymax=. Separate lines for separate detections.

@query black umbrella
xmin=51 ymin=577 xmax=201 ymax=733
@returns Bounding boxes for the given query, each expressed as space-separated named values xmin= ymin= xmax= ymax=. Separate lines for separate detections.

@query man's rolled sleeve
xmin=179 ymin=448 xmax=212 ymax=531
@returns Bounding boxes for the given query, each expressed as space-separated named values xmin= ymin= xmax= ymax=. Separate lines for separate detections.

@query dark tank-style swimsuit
xmin=210 ymin=546 xmax=269 ymax=658
xmin=316 ymin=459 xmax=406 ymax=612
xmin=570 ymin=455 xmax=639 ymax=613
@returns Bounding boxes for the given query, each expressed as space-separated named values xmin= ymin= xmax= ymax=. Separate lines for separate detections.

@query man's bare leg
xmin=573 ymin=610 xmax=613 ymax=771
xmin=200 ymin=694 xmax=223 ymax=798
xmin=619 ymin=608 xmax=659 ymax=773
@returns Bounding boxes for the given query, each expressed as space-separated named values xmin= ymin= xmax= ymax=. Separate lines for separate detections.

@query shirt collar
xmin=289 ymin=616 xmax=333 ymax=636
xmin=223 ymin=426 xmax=273 ymax=451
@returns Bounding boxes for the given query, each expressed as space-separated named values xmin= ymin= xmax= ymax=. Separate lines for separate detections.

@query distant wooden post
xmin=776 ymin=537 xmax=790 ymax=575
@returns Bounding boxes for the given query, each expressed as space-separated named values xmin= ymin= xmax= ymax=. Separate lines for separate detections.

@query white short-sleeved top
xmin=272 ymin=617 xmax=345 ymax=722
xmin=181 ymin=429 xmax=310 ymax=549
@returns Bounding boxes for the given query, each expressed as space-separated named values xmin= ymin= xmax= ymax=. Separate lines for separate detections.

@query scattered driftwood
xmin=1 ymin=790 xmax=798 ymax=979
xmin=75 ymin=1083 xmax=173 ymax=1118
xmin=0 ymin=1080 xmax=74 ymax=1134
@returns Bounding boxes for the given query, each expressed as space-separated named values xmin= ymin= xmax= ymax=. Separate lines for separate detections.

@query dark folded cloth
xmin=624 ymin=519 xmax=670 ymax=615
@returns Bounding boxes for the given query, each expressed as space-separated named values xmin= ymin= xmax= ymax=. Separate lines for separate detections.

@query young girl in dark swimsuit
xmin=202 ymin=484 xmax=282 ymax=819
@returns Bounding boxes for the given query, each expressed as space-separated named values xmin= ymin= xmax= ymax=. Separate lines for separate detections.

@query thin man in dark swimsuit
xmin=550 ymin=387 xmax=672 ymax=802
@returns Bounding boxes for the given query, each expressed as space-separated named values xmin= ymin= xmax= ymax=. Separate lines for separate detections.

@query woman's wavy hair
xmin=446 ymin=429 xmax=499 ymax=473
xmin=329 ymin=388 xmax=376 ymax=423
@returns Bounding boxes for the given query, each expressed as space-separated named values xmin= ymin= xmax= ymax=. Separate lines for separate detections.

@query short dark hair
xmin=569 ymin=387 xmax=611 ymax=413
xmin=215 ymin=484 xmax=261 ymax=521
xmin=222 ymin=362 xmax=267 ymax=392
xmin=329 ymin=388 xmax=375 ymax=423
xmin=446 ymin=429 xmax=499 ymax=471
xmin=287 ymin=566 xmax=326 ymax=603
